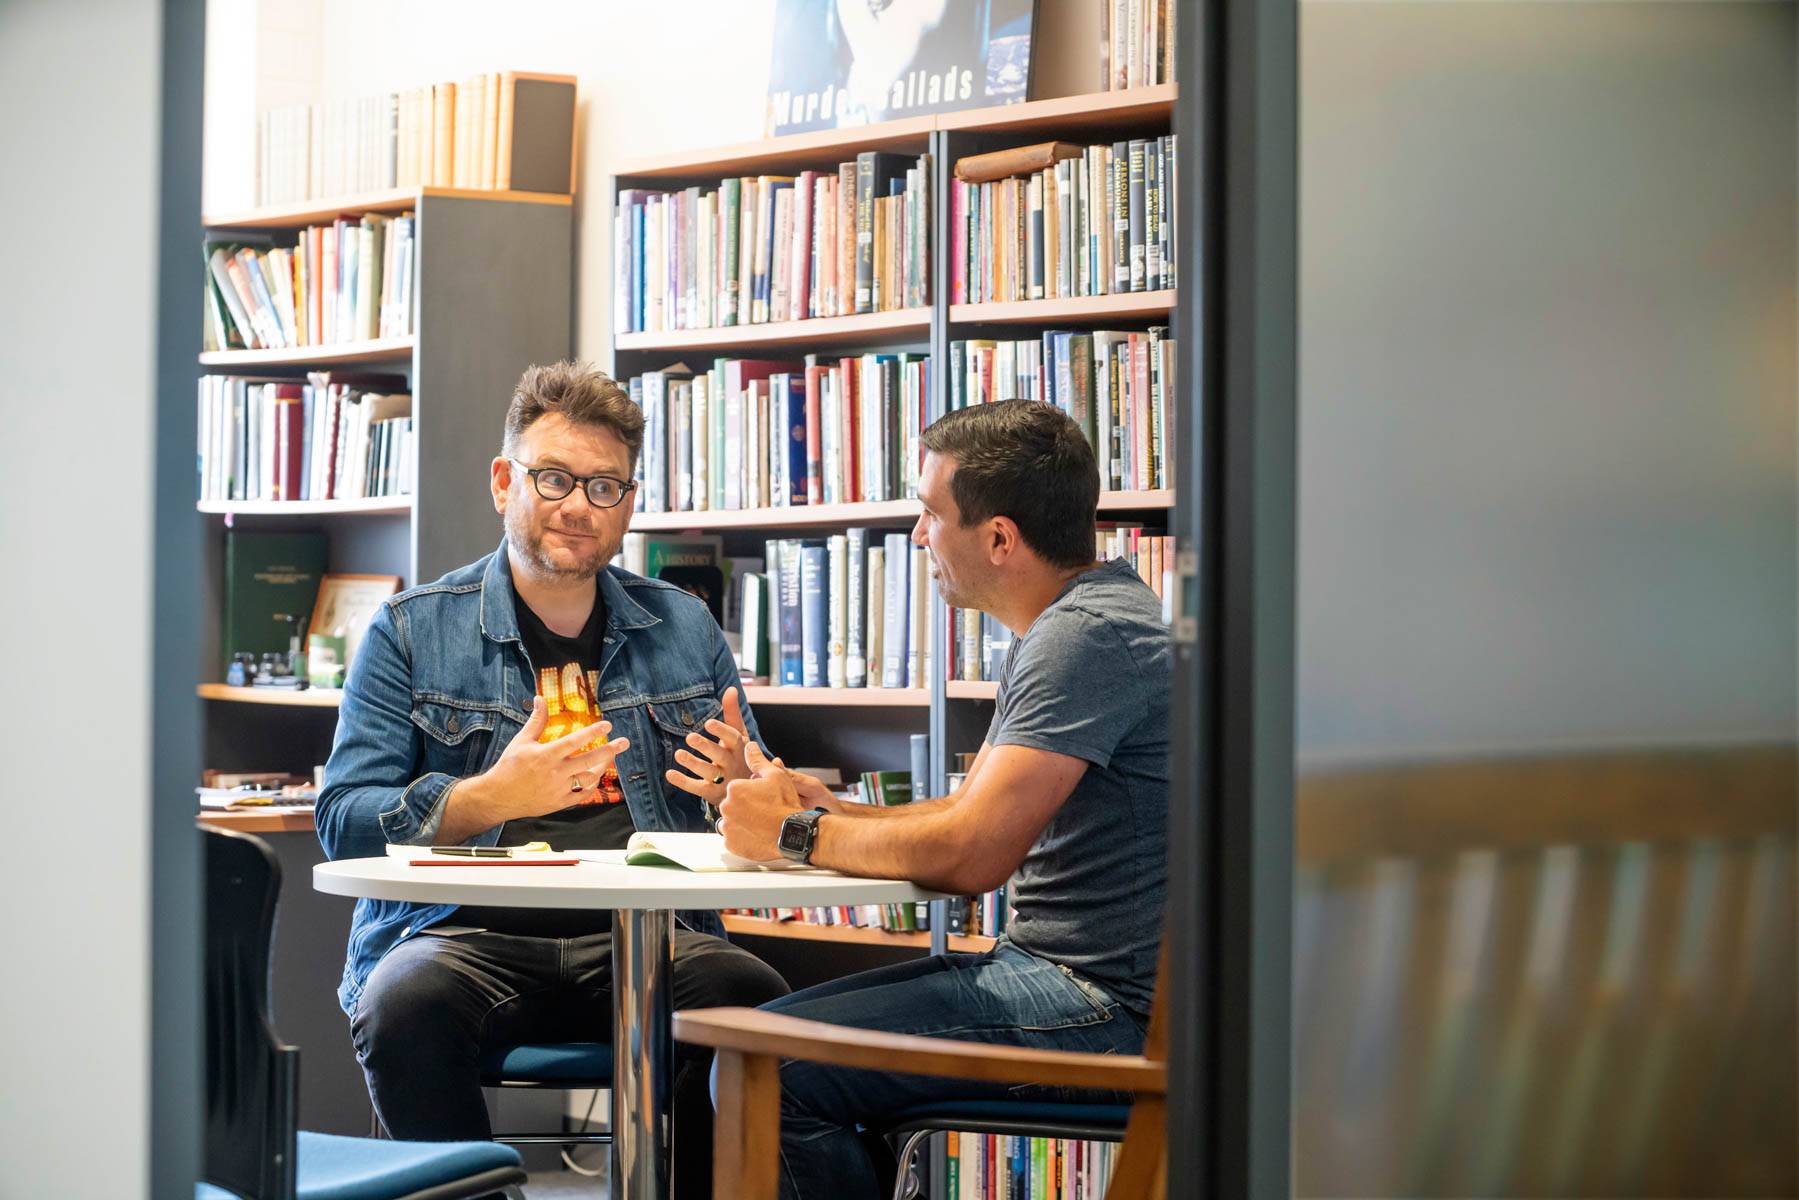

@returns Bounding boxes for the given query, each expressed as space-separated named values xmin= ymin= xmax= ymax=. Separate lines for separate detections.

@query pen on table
xmin=426 ymin=842 xmax=552 ymax=858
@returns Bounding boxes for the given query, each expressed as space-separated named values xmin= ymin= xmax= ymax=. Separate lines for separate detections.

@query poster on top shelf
xmin=766 ymin=0 xmax=1038 ymax=136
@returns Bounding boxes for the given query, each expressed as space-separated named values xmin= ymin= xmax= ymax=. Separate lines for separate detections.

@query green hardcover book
xmin=1032 ymin=1136 xmax=1047 ymax=1199
xmin=721 ymin=177 xmax=742 ymax=326
xmin=222 ymin=530 xmax=329 ymax=665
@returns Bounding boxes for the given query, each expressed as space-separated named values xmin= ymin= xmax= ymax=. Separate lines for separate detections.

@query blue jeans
xmin=751 ymin=939 xmax=1147 ymax=1200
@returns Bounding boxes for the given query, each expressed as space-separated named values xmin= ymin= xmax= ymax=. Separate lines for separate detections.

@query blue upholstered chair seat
xmin=195 ymin=1131 xmax=523 ymax=1200
xmin=884 ymin=1098 xmax=1132 ymax=1139
xmin=479 ymin=1040 xmax=613 ymax=1084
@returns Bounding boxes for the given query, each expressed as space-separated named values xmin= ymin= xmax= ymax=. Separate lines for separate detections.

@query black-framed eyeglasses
xmin=509 ymin=458 xmax=637 ymax=509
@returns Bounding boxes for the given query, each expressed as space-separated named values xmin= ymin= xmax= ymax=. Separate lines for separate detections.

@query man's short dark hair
xmin=920 ymin=400 xmax=1099 ymax=569
xmin=504 ymin=360 xmax=644 ymax=469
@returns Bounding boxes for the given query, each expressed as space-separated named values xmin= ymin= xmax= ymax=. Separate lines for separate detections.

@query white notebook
xmin=618 ymin=831 xmax=805 ymax=872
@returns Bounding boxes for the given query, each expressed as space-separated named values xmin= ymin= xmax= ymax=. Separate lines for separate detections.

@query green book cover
xmin=222 ymin=530 xmax=328 ymax=665
xmin=721 ymin=177 xmax=741 ymax=326
xmin=1031 ymin=1137 xmax=1047 ymax=1199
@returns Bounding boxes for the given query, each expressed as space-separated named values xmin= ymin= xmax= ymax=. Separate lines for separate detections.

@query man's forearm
xmin=432 ymin=774 xmax=514 ymax=845
xmin=819 ymin=794 xmax=957 ymax=819
xmin=810 ymin=804 xmax=988 ymax=894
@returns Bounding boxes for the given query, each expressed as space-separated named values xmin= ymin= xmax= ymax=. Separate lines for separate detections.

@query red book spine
xmin=790 ymin=170 xmax=814 ymax=322
xmin=804 ymin=365 xmax=824 ymax=505
xmin=838 ymin=358 xmax=858 ymax=503
xmin=1132 ymin=334 xmax=1150 ymax=491
xmin=950 ymin=178 xmax=966 ymax=304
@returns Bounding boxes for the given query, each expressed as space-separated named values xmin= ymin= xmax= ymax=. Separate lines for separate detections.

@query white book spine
xmin=881 ymin=533 xmax=909 ymax=687
xmin=826 ymin=534 xmax=847 ymax=688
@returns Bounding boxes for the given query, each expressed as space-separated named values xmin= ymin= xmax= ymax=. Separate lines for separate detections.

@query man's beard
xmin=506 ymin=505 xmax=617 ymax=580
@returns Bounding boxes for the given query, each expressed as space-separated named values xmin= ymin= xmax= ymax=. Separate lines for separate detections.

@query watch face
xmin=779 ymin=819 xmax=810 ymax=852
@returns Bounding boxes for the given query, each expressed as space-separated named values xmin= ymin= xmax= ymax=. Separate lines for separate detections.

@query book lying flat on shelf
xmin=618 ymin=831 xmax=805 ymax=873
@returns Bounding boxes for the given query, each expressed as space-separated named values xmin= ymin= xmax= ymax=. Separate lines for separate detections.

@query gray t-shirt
xmin=986 ymin=558 xmax=1170 ymax=1015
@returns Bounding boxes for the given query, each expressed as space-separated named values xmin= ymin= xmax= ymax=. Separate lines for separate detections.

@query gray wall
xmin=0 ymin=1 xmax=177 ymax=1196
xmin=1298 ymin=0 xmax=1797 ymax=767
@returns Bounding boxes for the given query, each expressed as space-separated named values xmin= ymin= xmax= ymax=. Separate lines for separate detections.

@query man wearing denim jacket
xmin=316 ymin=360 xmax=787 ymax=1200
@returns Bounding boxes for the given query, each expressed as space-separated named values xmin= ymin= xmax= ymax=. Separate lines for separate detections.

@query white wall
xmin=203 ymin=0 xmax=1111 ymax=361
xmin=0 ymin=1 xmax=160 ymax=1195
xmin=1296 ymin=0 xmax=1797 ymax=766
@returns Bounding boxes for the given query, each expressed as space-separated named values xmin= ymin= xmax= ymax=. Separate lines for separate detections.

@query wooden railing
xmin=1291 ymin=745 xmax=1795 ymax=1198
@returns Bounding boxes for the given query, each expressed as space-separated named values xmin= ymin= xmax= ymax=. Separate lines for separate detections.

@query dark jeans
xmin=350 ymin=925 xmax=788 ymax=1200
xmin=751 ymin=939 xmax=1147 ymax=1200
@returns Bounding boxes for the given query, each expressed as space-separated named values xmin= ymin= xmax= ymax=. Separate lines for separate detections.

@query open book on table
xmin=617 ymin=831 xmax=806 ymax=872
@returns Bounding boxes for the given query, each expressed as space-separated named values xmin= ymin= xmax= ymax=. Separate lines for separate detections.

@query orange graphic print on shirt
xmin=537 ymin=663 xmax=625 ymax=806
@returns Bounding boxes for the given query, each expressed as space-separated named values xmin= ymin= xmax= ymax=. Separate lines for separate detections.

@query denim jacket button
xmin=446 ymin=714 xmax=460 ymax=734
xmin=682 ymin=712 xmax=695 ymax=727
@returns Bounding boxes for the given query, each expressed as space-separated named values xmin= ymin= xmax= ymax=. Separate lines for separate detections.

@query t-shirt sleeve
xmin=988 ymin=608 xmax=1144 ymax=769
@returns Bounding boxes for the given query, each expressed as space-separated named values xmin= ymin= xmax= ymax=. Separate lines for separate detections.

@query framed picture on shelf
xmin=305 ymin=573 xmax=401 ymax=688
xmin=766 ymin=0 xmax=1039 ymax=135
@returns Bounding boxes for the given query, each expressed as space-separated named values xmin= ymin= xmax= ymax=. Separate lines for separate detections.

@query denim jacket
xmin=316 ymin=540 xmax=760 ymax=1016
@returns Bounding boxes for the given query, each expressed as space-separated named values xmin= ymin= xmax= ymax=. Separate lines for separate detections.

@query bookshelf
xmin=610 ymin=86 xmax=1181 ymax=967
xmin=198 ymin=188 xmax=573 ymax=787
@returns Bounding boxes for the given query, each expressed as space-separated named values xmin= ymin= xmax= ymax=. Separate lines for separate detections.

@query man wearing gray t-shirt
xmin=711 ymin=399 xmax=1169 ymax=1200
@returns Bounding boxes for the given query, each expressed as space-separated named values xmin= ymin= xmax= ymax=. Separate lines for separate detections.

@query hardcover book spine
xmin=880 ymin=532 xmax=909 ymax=687
xmin=865 ymin=543 xmax=885 ymax=687
xmin=826 ymin=534 xmax=847 ymax=688
xmin=800 ymin=542 xmax=827 ymax=688
xmin=855 ymin=152 xmax=875 ymax=313
xmin=845 ymin=526 xmax=868 ymax=687
xmin=783 ymin=374 xmax=808 ymax=506
xmin=778 ymin=539 xmax=804 ymax=686
xmin=907 ymin=543 xmax=927 ymax=688
xmin=1128 ymin=139 xmax=1148 ymax=292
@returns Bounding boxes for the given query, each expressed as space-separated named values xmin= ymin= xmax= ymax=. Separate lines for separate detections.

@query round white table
xmin=315 ymin=851 xmax=941 ymax=1200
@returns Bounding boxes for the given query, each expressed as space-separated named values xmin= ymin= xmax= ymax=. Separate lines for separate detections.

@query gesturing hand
xmin=663 ymin=686 xmax=754 ymax=811
xmin=479 ymin=695 xmax=633 ymax=821
xmin=717 ymin=740 xmax=807 ymax=861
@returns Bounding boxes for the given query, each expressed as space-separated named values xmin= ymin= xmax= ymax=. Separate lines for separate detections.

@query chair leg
xmin=713 ymin=1049 xmax=782 ymax=1200
xmin=889 ymin=1130 xmax=934 ymax=1200
xmin=1105 ymin=1098 xmax=1167 ymax=1200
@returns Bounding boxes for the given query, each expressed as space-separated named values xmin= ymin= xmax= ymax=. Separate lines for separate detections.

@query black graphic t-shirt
xmin=456 ymin=586 xmax=634 ymax=937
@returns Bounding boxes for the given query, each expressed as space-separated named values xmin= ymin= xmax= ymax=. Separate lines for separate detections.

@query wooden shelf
xmin=723 ymin=913 xmax=995 ymax=952
xmin=950 ymin=290 xmax=1176 ymax=327
xmin=1099 ymin=489 xmax=1176 ymax=511
xmin=203 ymin=186 xmax=573 ymax=230
xmin=615 ymin=308 xmax=929 ymax=355
xmin=742 ymin=685 xmax=930 ymax=708
xmin=939 ymin=84 xmax=1177 ymax=136
xmin=611 ymin=87 xmax=1176 ymax=181
xmin=199 ymin=336 xmax=414 ymax=369
xmin=614 ymin=116 xmax=936 ymax=181
xmin=198 ymin=496 xmax=412 ymax=517
xmin=632 ymin=498 xmax=920 ymax=532
xmin=197 ymin=809 xmax=317 ymax=834
xmin=946 ymin=680 xmax=999 ymax=701
xmin=197 ymin=684 xmax=343 ymax=708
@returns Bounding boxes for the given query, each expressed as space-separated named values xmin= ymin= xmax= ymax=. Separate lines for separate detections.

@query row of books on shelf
xmin=197 ymin=372 xmax=413 ymax=503
xmin=257 ymin=72 xmax=543 ymax=204
xmin=615 ymin=151 xmax=932 ymax=334
xmin=950 ymin=135 xmax=1177 ymax=303
xmin=948 ymin=526 xmax=1172 ymax=683
xmin=949 ymin=1132 xmax=1120 ymax=1200
xmin=203 ymin=214 xmax=416 ymax=352
xmin=1105 ymin=0 xmax=1178 ymax=90
xmin=950 ymin=328 xmax=1175 ymax=492
xmin=628 ymin=353 xmax=930 ymax=514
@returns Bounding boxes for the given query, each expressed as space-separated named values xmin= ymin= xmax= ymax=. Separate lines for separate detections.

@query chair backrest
xmin=202 ymin=826 xmax=300 ymax=1200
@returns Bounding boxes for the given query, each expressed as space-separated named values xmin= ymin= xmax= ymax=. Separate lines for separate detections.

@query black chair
xmin=200 ymin=826 xmax=528 ymax=1200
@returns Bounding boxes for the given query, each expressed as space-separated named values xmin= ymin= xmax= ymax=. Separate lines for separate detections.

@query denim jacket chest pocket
xmin=644 ymin=693 xmax=725 ymax=827
xmin=410 ymin=700 xmax=506 ymax=777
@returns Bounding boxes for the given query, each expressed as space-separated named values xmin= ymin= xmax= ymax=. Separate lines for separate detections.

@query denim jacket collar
xmin=477 ymin=538 xmax=662 ymax=647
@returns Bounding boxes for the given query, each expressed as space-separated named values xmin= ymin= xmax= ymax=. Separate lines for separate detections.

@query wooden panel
xmin=1297 ymin=746 xmax=1798 ymax=863
xmin=614 ymin=307 xmax=929 ymax=354
xmin=937 ymin=85 xmax=1178 ymax=135
xmin=674 ymin=1006 xmax=1166 ymax=1092
xmin=196 ymin=809 xmax=317 ymax=834
xmin=722 ymin=913 xmax=994 ymax=952
xmin=198 ymin=683 xmax=343 ymax=708
xmin=740 ymin=685 xmax=930 ymax=708
xmin=613 ymin=115 xmax=936 ymax=181
xmin=197 ymin=496 xmax=412 ymax=517
xmin=202 ymin=187 xmax=571 ymax=230
xmin=631 ymin=498 xmax=920 ymax=532
xmin=950 ymin=290 xmax=1176 ymax=326
xmin=198 ymin=336 xmax=414 ymax=369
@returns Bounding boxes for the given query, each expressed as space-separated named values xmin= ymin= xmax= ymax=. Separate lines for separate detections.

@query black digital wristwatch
xmin=777 ymin=807 xmax=830 ymax=864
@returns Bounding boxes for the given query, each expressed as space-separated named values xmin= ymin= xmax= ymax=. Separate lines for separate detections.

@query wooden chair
xmin=674 ymin=938 xmax=1170 ymax=1200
